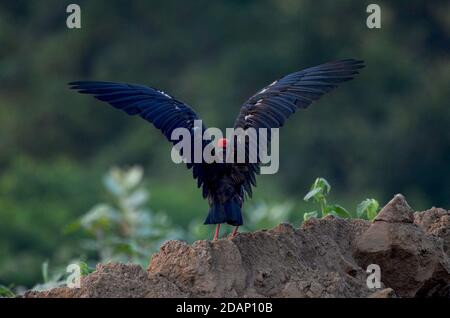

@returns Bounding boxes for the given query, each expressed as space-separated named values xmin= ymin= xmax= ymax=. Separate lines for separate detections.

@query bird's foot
xmin=231 ymin=226 xmax=239 ymax=238
xmin=213 ymin=224 xmax=221 ymax=241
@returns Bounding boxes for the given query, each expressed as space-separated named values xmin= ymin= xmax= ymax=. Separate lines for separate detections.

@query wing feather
xmin=232 ymin=59 xmax=365 ymax=198
xmin=69 ymin=81 xmax=212 ymax=197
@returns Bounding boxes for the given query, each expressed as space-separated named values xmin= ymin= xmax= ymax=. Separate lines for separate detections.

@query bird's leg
xmin=231 ymin=226 xmax=239 ymax=238
xmin=213 ymin=224 xmax=221 ymax=241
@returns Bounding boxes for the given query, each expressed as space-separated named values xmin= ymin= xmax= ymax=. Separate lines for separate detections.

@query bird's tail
xmin=204 ymin=197 xmax=243 ymax=226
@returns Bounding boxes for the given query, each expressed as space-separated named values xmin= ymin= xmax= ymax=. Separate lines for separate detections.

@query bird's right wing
xmin=69 ymin=81 xmax=211 ymax=196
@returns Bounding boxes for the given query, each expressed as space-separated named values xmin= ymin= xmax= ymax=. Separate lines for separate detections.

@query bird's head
xmin=216 ymin=137 xmax=228 ymax=149
xmin=215 ymin=137 xmax=232 ymax=162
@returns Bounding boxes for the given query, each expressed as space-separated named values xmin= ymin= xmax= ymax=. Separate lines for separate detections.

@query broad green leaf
xmin=367 ymin=208 xmax=378 ymax=221
xmin=367 ymin=201 xmax=380 ymax=220
xmin=337 ymin=205 xmax=351 ymax=217
xmin=328 ymin=204 xmax=351 ymax=218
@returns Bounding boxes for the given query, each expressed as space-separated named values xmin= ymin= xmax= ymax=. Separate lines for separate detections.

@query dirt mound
xmin=25 ymin=195 xmax=450 ymax=298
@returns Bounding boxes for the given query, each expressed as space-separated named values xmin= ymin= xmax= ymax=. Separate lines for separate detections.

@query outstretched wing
xmin=232 ymin=59 xmax=365 ymax=198
xmin=68 ymin=81 xmax=210 ymax=196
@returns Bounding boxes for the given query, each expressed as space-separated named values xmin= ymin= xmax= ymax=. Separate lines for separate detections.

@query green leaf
xmin=0 ymin=285 xmax=15 ymax=298
xmin=304 ymin=177 xmax=331 ymax=203
xmin=357 ymin=199 xmax=380 ymax=220
xmin=356 ymin=199 xmax=369 ymax=218
xmin=367 ymin=202 xmax=380 ymax=221
xmin=78 ymin=262 xmax=95 ymax=276
xmin=328 ymin=204 xmax=351 ymax=218
xmin=124 ymin=189 xmax=149 ymax=208
xmin=104 ymin=168 xmax=124 ymax=195
xmin=322 ymin=205 xmax=330 ymax=216
xmin=80 ymin=204 xmax=119 ymax=232
xmin=313 ymin=177 xmax=331 ymax=194
xmin=303 ymin=211 xmax=318 ymax=222
xmin=367 ymin=209 xmax=378 ymax=221
xmin=303 ymin=187 xmax=321 ymax=201
xmin=123 ymin=166 xmax=144 ymax=190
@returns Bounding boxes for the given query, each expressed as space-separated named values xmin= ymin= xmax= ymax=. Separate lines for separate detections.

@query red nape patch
xmin=217 ymin=137 xmax=228 ymax=148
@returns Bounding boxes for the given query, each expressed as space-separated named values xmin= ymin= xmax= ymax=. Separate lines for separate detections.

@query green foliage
xmin=302 ymin=211 xmax=318 ymax=222
xmin=0 ymin=157 xmax=100 ymax=287
xmin=304 ymin=178 xmax=331 ymax=202
xmin=74 ymin=166 xmax=183 ymax=265
xmin=32 ymin=261 xmax=67 ymax=291
xmin=357 ymin=198 xmax=380 ymax=221
xmin=303 ymin=177 xmax=379 ymax=221
xmin=0 ymin=285 xmax=15 ymax=298
xmin=30 ymin=260 xmax=94 ymax=292
xmin=303 ymin=177 xmax=351 ymax=219
xmin=79 ymin=262 xmax=96 ymax=276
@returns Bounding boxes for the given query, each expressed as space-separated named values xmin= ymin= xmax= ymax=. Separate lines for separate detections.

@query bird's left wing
xmin=69 ymin=81 xmax=210 ymax=196
xmin=231 ymin=59 xmax=365 ymax=199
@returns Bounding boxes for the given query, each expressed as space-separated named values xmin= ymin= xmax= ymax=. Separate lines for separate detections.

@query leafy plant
xmin=32 ymin=261 xmax=67 ymax=291
xmin=302 ymin=211 xmax=319 ymax=222
xmin=303 ymin=177 xmax=351 ymax=220
xmin=357 ymin=198 xmax=380 ymax=221
xmin=303 ymin=177 xmax=380 ymax=222
xmin=31 ymin=260 xmax=96 ymax=292
xmin=78 ymin=262 xmax=95 ymax=276
xmin=0 ymin=285 xmax=15 ymax=298
xmin=74 ymin=166 xmax=182 ymax=265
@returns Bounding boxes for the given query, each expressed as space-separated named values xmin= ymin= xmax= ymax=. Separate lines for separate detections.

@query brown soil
xmin=24 ymin=195 xmax=450 ymax=298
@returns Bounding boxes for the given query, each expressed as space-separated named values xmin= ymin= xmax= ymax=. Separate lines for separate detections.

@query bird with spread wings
xmin=69 ymin=58 xmax=364 ymax=240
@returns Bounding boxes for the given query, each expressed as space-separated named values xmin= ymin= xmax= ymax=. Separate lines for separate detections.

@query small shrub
xmin=303 ymin=177 xmax=380 ymax=222
xmin=72 ymin=166 xmax=183 ymax=266
xmin=0 ymin=285 xmax=15 ymax=298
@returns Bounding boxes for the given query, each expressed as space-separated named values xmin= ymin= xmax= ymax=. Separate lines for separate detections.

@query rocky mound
xmin=25 ymin=195 xmax=450 ymax=298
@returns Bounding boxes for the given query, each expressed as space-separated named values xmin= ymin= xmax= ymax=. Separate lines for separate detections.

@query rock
xmin=368 ymin=288 xmax=397 ymax=298
xmin=355 ymin=195 xmax=450 ymax=297
xmin=414 ymin=207 xmax=450 ymax=255
xmin=24 ymin=263 xmax=187 ymax=298
xmin=374 ymin=194 xmax=414 ymax=223
xmin=24 ymin=195 xmax=450 ymax=298
xmin=148 ymin=239 xmax=246 ymax=297
xmin=148 ymin=219 xmax=374 ymax=297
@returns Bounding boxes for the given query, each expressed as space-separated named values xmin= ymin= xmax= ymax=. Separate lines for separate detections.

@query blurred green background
xmin=0 ymin=0 xmax=449 ymax=288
